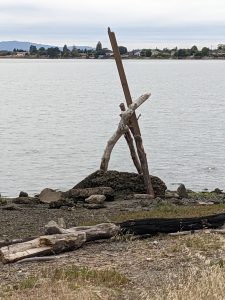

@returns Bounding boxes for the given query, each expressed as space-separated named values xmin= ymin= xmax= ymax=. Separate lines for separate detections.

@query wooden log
xmin=0 ymin=232 xmax=86 ymax=264
xmin=119 ymin=103 xmax=142 ymax=174
xmin=119 ymin=213 xmax=225 ymax=235
xmin=100 ymin=93 xmax=150 ymax=172
xmin=45 ymin=223 xmax=120 ymax=241
xmin=108 ymin=27 xmax=154 ymax=198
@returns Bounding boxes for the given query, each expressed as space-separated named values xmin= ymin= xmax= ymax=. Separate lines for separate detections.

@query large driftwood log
xmin=119 ymin=213 xmax=225 ymax=235
xmin=100 ymin=93 xmax=150 ymax=173
xmin=45 ymin=222 xmax=120 ymax=241
xmin=119 ymin=103 xmax=142 ymax=174
xmin=0 ymin=223 xmax=119 ymax=264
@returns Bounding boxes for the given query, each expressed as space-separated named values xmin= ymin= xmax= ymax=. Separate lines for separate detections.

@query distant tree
xmin=47 ymin=47 xmax=61 ymax=58
xmin=118 ymin=46 xmax=128 ymax=55
xmin=201 ymin=47 xmax=210 ymax=56
xmin=177 ymin=49 xmax=189 ymax=58
xmin=62 ymin=44 xmax=70 ymax=57
xmin=190 ymin=45 xmax=198 ymax=55
xmin=29 ymin=45 xmax=38 ymax=55
xmin=96 ymin=41 xmax=102 ymax=52
xmin=71 ymin=47 xmax=79 ymax=57
xmin=140 ymin=49 xmax=152 ymax=57
xmin=38 ymin=47 xmax=46 ymax=56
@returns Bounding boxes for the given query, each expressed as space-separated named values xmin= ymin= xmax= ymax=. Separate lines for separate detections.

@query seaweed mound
xmin=73 ymin=170 xmax=167 ymax=198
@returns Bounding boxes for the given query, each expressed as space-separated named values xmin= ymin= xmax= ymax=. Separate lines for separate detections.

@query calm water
xmin=0 ymin=59 xmax=225 ymax=196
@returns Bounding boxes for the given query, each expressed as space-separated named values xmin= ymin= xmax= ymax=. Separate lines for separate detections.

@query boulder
xmin=39 ymin=188 xmax=64 ymax=204
xmin=19 ymin=191 xmax=28 ymax=198
xmin=12 ymin=197 xmax=40 ymax=205
xmin=177 ymin=184 xmax=188 ymax=199
xmin=66 ymin=187 xmax=114 ymax=201
xmin=85 ymin=195 xmax=106 ymax=204
xmin=83 ymin=203 xmax=105 ymax=209
xmin=73 ymin=170 xmax=167 ymax=198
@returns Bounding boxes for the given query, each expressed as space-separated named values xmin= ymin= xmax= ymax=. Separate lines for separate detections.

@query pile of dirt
xmin=73 ymin=170 xmax=167 ymax=198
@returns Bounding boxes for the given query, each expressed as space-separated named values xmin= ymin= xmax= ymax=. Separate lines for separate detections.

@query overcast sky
xmin=0 ymin=0 xmax=225 ymax=49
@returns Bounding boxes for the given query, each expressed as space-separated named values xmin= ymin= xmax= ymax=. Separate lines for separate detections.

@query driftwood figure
xmin=100 ymin=28 xmax=154 ymax=197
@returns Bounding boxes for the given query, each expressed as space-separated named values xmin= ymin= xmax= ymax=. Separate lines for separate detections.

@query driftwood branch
xmin=119 ymin=103 xmax=142 ymax=174
xmin=100 ymin=93 xmax=150 ymax=172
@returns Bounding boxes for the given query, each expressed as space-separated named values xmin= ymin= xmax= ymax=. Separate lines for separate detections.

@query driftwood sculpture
xmin=99 ymin=28 xmax=154 ymax=197
xmin=100 ymin=93 xmax=150 ymax=172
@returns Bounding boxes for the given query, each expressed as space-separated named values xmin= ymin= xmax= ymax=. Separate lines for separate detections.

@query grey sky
xmin=0 ymin=0 xmax=225 ymax=49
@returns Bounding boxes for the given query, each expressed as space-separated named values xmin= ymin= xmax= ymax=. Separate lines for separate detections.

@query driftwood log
xmin=119 ymin=213 xmax=225 ymax=235
xmin=1 ymin=214 xmax=225 ymax=264
xmin=100 ymin=93 xmax=150 ymax=173
xmin=0 ymin=223 xmax=119 ymax=264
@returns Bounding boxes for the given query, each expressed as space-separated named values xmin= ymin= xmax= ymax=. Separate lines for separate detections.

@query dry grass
xmin=0 ymin=266 xmax=128 ymax=300
xmin=151 ymin=265 xmax=225 ymax=300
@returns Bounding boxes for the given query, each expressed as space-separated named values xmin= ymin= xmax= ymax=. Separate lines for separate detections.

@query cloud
xmin=0 ymin=0 xmax=225 ymax=47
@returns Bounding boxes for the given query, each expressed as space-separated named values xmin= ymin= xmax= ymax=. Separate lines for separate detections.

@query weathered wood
xmin=119 ymin=103 xmax=142 ymax=174
xmin=108 ymin=27 xmax=154 ymax=197
xmin=45 ymin=223 xmax=120 ymax=242
xmin=119 ymin=213 xmax=225 ymax=235
xmin=100 ymin=93 xmax=150 ymax=172
xmin=0 ymin=232 xmax=86 ymax=264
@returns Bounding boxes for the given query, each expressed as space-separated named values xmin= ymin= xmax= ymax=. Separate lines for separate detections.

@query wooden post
xmin=108 ymin=27 xmax=154 ymax=197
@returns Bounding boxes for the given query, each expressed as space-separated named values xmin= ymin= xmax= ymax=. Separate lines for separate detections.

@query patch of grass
xmin=184 ymin=234 xmax=222 ymax=252
xmin=52 ymin=266 xmax=128 ymax=288
xmin=18 ymin=276 xmax=39 ymax=290
xmin=188 ymin=191 xmax=224 ymax=200
xmin=110 ymin=203 xmax=225 ymax=223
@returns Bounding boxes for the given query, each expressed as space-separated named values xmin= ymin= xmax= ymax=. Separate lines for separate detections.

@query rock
xmin=165 ymin=191 xmax=179 ymax=199
xmin=19 ymin=191 xmax=28 ymax=198
xmin=39 ymin=188 xmax=64 ymax=204
xmin=66 ymin=187 xmax=114 ymax=202
xmin=85 ymin=195 xmax=106 ymax=204
xmin=198 ymin=201 xmax=214 ymax=205
xmin=133 ymin=194 xmax=154 ymax=200
xmin=83 ymin=203 xmax=105 ymax=209
xmin=1 ymin=204 xmax=22 ymax=211
xmin=177 ymin=184 xmax=188 ymax=198
xmin=213 ymin=188 xmax=223 ymax=194
xmin=73 ymin=170 xmax=167 ymax=198
xmin=12 ymin=197 xmax=40 ymax=205
xmin=49 ymin=198 xmax=74 ymax=209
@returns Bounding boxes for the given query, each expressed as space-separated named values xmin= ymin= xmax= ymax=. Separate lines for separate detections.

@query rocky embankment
xmin=0 ymin=170 xmax=225 ymax=240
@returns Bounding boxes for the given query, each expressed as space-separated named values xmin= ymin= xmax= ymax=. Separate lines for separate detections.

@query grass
xmin=1 ymin=266 xmax=128 ymax=300
xmin=152 ymin=265 xmax=225 ymax=300
xmin=110 ymin=203 xmax=225 ymax=223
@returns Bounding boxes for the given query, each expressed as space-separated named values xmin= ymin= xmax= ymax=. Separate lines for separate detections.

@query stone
xmin=1 ymin=204 xmax=22 ymax=211
xmin=177 ymin=184 xmax=188 ymax=198
xmin=85 ymin=195 xmax=106 ymax=204
xmin=73 ymin=170 xmax=167 ymax=198
xmin=49 ymin=198 xmax=74 ymax=209
xmin=12 ymin=197 xmax=40 ymax=205
xmin=83 ymin=203 xmax=105 ymax=209
xmin=213 ymin=188 xmax=223 ymax=194
xmin=165 ymin=191 xmax=179 ymax=199
xmin=39 ymin=188 xmax=64 ymax=204
xmin=19 ymin=191 xmax=28 ymax=198
xmin=133 ymin=194 xmax=154 ymax=200
xmin=66 ymin=187 xmax=114 ymax=202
